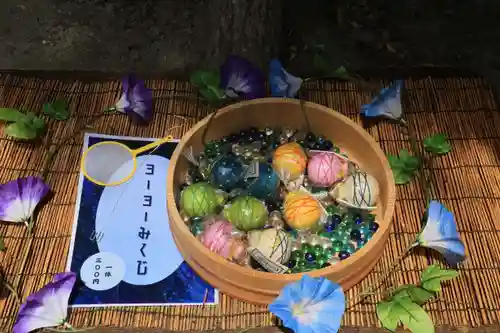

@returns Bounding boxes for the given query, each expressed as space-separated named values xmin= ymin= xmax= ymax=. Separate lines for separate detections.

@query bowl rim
xmin=166 ymin=97 xmax=396 ymax=282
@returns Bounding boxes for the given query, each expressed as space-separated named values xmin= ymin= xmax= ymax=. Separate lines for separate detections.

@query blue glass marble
xmin=369 ymin=221 xmax=380 ymax=232
xmin=338 ymin=251 xmax=350 ymax=260
xmin=350 ymin=229 xmax=362 ymax=241
xmin=324 ymin=215 xmax=340 ymax=232
xmin=248 ymin=163 xmax=280 ymax=200
xmin=305 ymin=252 xmax=316 ymax=262
xmin=210 ymin=155 xmax=244 ymax=191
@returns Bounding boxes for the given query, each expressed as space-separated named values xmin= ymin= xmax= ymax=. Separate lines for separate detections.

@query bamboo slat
xmin=0 ymin=73 xmax=499 ymax=332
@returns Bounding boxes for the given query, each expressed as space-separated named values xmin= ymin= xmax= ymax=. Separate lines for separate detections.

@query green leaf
xmin=331 ymin=66 xmax=351 ymax=79
xmin=393 ymin=168 xmax=414 ymax=185
xmin=376 ymin=300 xmax=401 ymax=332
xmin=42 ymin=99 xmax=70 ymax=120
xmin=0 ymin=236 xmax=5 ymax=252
xmin=199 ymin=86 xmax=225 ymax=103
xmin=399 ymin=149 xmax=421 ymax=171
xmin=392 ymin=284 xmax=435 ymax=305
xmin=395 ymin=297 xmax=435 ymax=333
xmin=190 ymin=70 xmax=221 ymax=88
xmin=424 ymin=133 xmax=452 ymax=155
xmin=313 ymin=54 xmax=350 ymax=79
xmin=388 ymin=150 xmax=420 ymax=185
xmin=420 ymin=265 xmax=459 ymax=293
xmin=0 ymin=108 xmax=26 ymax=122
xmin=4 ymin=121 xmax=38 ymax=140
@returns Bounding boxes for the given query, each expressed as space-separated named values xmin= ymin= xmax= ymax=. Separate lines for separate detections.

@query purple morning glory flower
xmin=115 ymin=75 xmax=153 ymax=124
xmin=269 ymin=275 xmax=345 ymax=333
xmin=13 ymin=272 xmax=76 ymax=333
xmin=220 ymin=55 xmax=266 ymax=100
xmin=361 ymin=80 xmax=403 ymax=121
xmin=269 ymin=59 xmax=303 ymax=98
xmin=414 ymin=200 xmax=466 ymax=266
xmin=0 ymin=177 xmax=50 ymax=225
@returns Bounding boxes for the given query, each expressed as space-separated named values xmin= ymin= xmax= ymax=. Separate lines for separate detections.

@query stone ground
xmin=1 ymin=0 xmax=500 ymax=87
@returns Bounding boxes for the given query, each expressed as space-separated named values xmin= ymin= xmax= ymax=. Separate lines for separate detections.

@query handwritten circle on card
xmin=80 ymin=252 xmax=126 ymax=291
xmin=95 ymin=155 xmax=185 ymax=285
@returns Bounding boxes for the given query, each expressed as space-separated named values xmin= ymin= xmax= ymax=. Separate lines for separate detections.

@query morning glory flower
xmin=0 ymin=177 xmax=50 ymax=226
xmin=220 ymin=55 xmax=266 ymax=100
xmin=13 ymin=272 xmax=76 ymax=333
xmin=114 ymin=74 xmax=153 ymax=124
xmin=268 ymin=59 xmax=303 ymax=98
xmin=414 ymin=200 xmax=466 ymax=266
xmin=269 ymin=275 xmax=345 ymax=333
xmin=361 ymin=80 xmax=403 ymax=121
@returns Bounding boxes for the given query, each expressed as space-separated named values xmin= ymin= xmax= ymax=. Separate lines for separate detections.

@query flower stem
xmin=346 ymin=242 xmax=414 ymax=309
xmin=46 ymin=324 xmax=95 ymax=333
xmin=400 ymin=121 xmax=434 ymax=204
xmin=2 ymin=280 xmax=21 ymax=306
xmin=103 ymin=106 xmax=116 ymax=113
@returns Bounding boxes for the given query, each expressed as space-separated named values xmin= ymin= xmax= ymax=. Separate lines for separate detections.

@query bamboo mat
xmin=0 ymin=73 xmax=499 ymax=332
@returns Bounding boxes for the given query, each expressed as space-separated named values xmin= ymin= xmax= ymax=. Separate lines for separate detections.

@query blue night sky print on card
xmin=66 ymin=133 xmax=218 ymax=307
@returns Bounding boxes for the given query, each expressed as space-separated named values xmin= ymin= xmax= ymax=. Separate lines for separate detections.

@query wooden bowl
xmin=166 ymin=98 xmax=396 ymax=305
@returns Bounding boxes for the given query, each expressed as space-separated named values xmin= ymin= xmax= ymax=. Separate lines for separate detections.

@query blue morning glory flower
xmin=415 ymin=200 xmax=466 ymax=266
xmin=268 ymin=59 xmax=303 ymax=98
xmin=269 ymin=275 xmax=345 ymax=333
xmin=360 ymin=80 xmax=403 ymax=121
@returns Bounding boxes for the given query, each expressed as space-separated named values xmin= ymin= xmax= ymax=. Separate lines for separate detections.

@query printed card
xmin=66 ymin=133 xmax=218 ymax=307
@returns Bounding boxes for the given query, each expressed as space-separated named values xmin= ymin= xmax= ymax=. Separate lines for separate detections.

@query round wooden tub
xmin=166 ymin=98 xmax=396 ymax=305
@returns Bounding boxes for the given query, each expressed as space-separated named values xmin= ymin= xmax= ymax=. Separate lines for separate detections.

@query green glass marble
xmin=302 ymin=243 xmax=313 ymax=253
xmin=316 ymin=258 xmax=327 ymax=267
xmin=324 ymin=247 xmax=336 ymax=259
xmin=326 ymin=205 xmax=341 ymax=216
xmin=332 ymin=240 xmax=343 ymax=252
xmin=342 ymin=243 xmax=356 ymax=254
xmin=291 ymin=250 xmax=303 ymax=260
xmin=190 ymin=222 xmax=204 ymax=236
xmin=313 ymin=244 xmax=324 ymax=256
xmin=332 ymin=232 xmax=350 ymax=244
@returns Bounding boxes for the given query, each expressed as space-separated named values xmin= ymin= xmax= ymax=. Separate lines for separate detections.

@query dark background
xmin=1 ymin=0 xmax=499 ymax=81
xmin=69 ymin=136 xmax=216 ymax=306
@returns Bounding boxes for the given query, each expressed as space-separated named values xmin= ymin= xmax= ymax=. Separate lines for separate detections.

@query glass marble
xmin=324 ymin=247 xmax=336 ymax=259
xmin=350 ymin=229 xmax=362 ymax=241
xmin=331 ymin=240 xmax=343 ymax=252
xmin=301 ymin=243 xmax=313 ymax=253
xmin=313 ymin=244 xmax=324 ymax=256
xmin=291 ymin=249 xmax=302 ymax=260
xmin=305 ymin=252 xmax=316 ymax=262
xmin=338 ymin=251 xmax=350 ymax=260
xmin=369 ymin=221 xmax=380 ymax=232
xmin=342 ymin=243 xmax=356 ymax=254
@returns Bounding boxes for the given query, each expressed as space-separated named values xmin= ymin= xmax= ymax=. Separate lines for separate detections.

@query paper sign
xmin=243 ymin=161 xmax=260 ymax=179
xmin=66 ymin=133 xmax=218 ymax=308
xmin=248 ymin=248 xmax=289 ymax=274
